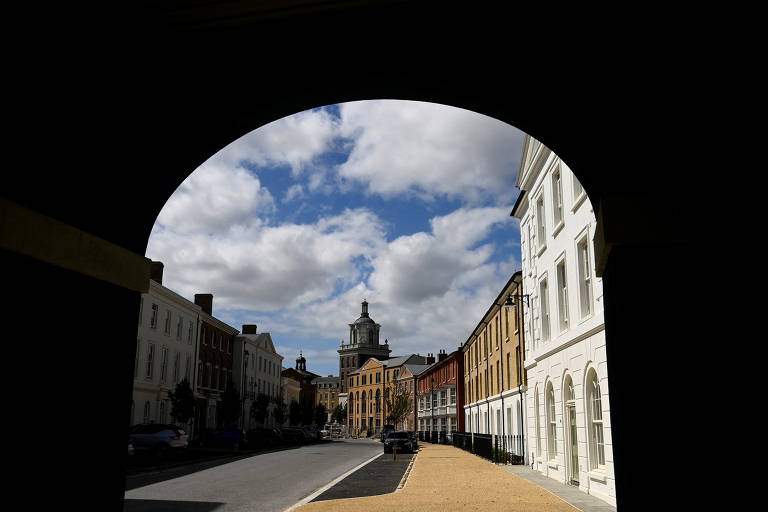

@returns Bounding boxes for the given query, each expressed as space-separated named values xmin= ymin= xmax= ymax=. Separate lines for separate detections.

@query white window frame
xmin=552 ymin=165 xmax=565 ymax=236
xmin=160 ymin=346 xmax=169 ymax=383
xmin=556 ymin=254 xmax=569 ymax=333
xmin=547 ymin=383 xmax=557 ymax=461
xmin=536 ymin=192 xmax=547 ymax=255
xmin=164 ymin=310 xmax=171 ymax=335
xmin=576 ymin=230 xmax=594 ymax=320
xmin=176 ymin=315 xmax=183 ymax=339
xmin=145 ymin=343 xmax=155 ymax=379
xmin=539 ymin=276 xmax=551 ymax=342
xmin=588 ymin=370 xmax=606 ymax=470
xmin=150 ymin=304 xmax=158 ymax=330
xmin=571 ymin=170 xmax=586 ymax=212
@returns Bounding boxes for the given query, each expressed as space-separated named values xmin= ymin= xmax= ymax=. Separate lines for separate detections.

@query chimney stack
xmin=426 ymin=353 xmax=435 ymax=365
xmin=242 ymin=324 xmax=257 ymax=335
xmin=194 ymin=294 xmax=213 ymax=315
xmin=150 ymin=261 xmax=164 ymax=285
xmin=438 ymin=349 xmax=448 ymax=362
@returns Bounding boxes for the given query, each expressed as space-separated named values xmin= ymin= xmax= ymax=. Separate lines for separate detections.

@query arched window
xmin=547 ymin=382 xmax=557 ymax=460
xmin=362 ymin=394 xmax=366 ymax=413
xmin=375 ymin=389 xmax=381 ymax=412
xmin=587 ymin=369 xmax=605 ymax=469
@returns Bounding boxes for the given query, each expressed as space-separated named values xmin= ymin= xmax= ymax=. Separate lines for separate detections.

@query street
xmin=124 ymin=439 xmax=382 ymax=512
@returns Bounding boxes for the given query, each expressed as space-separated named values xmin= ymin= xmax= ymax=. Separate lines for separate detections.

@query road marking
xmin=282 ymin=451 xmax=383 ymax=512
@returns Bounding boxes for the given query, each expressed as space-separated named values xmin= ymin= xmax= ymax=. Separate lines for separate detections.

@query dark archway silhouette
xmin=2 ymin=3 xmax=707 ymax=511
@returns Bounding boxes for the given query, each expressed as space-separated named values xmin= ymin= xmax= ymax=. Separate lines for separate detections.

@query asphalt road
xmin=123 ymin=439 xmax=382 ymax=512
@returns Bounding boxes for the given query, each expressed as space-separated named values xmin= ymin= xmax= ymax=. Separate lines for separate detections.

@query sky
xmin=146 ymin=100 xmax=525 ymax=378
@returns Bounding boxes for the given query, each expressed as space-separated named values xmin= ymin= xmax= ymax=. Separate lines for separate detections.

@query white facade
xmin=233 ymin=330 xmax=283 ymax=429
xmin=133 ymin=280 xmax=201 ymax=433
xmin=512 ymin=135 xmax=615 ymax=506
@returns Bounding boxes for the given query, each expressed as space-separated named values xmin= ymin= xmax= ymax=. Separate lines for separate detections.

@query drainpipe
xmin=499 ymin=299 xmax=506 ymax=459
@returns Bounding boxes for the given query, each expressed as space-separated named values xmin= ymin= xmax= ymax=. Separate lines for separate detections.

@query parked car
xmin=129 ymin=423 xmax=188 ymax=456
xmin=246 ymin=427 xmax=282 ymax=449
xmin=380 ymin=425 xmax=395 ymax=442
xmin=383 ymin=430 xmax=414 ymax=454
xmin=280 ymin=426 xmax=308 ymax=444
xmin=199 ymin=427 xmax=246 ymax=450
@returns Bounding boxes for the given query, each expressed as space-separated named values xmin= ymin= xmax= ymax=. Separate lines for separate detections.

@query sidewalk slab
xmin=294 ymin=443 xmax=584 ymax=512
xmin=503 ymin=465 xmax=617 ymax=512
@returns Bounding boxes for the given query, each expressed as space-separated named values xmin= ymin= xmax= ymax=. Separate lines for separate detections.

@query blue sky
xmin=147 ymin=100 xmax=525 ymax=377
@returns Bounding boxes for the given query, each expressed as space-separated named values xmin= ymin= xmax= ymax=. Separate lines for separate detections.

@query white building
xmin=233 ymin=326 xmax=283 ymax=429
xmin=132 ymin=262 xmax=201 ymax=435
xmin=512 ymin=135 xmax=615 ymax=506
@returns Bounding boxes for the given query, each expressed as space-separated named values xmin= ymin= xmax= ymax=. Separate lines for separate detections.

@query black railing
xmin=417 ymin=430 xmax=453 ymax=444
xmin=450 ymin=431 xmax=525 ymax=465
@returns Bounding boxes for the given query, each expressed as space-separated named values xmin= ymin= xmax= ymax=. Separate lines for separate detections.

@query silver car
xmin=129 ymin=424 xmax=188 ymax=456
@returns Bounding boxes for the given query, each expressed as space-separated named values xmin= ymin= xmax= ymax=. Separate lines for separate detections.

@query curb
xmin=395 ymin=448 xmax=419 ymax=492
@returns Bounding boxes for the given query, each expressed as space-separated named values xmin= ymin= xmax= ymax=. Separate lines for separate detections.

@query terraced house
xmin=462 ymin=272 xmax=527 ymax=458
xmin=132 ymin=262 xmax=201 ymax=435
xmin=512 ymin=134 xmax=614 ymax=505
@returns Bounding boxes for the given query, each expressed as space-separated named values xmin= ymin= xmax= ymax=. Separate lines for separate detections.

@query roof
xmin=402 ymin=363 xmax=431 ymax=376
xmin=312 ymin=375 xmax=340 ymax=385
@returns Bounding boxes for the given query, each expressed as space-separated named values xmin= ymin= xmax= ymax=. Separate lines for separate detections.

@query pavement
xmin=293 ymin=442 xmax=616 ymax=512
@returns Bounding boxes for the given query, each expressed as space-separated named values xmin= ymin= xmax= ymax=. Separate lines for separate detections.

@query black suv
xmin=383 ymin=430 xmax=413 ymax=453
xmin=380 ymin=425 xmax=395 ymax=442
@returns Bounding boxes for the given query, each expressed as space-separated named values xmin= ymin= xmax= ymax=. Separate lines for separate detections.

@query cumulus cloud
xmin=155 ymin=162 xmax=274 ymax=235
xmin=208 ymin=108 xmax=339 ymax=175
xmin=336 ymin=100 xmax=524 ymax=204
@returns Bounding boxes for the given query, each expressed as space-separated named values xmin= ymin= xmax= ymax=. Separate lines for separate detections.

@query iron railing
xmin=450 ymin=431 xmax=525 ymax=465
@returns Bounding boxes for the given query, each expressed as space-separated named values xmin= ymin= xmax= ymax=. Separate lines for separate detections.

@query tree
xmin=251 ymin=393 xmax=271 ymax=426
xmin=313 ymin=403 xmax=327 ymax=427
xmin=289 ymin=400 xmax=302 ymax=426
xmin=384 ymin=380 xmax=412 ymax=460
xmin=271 ymin=397 xmax=287 ymax=426
xmin=168 ymin=378 xmax=195 ymax=426
xmin=220 ymin=379 xmax=241 ymax=427
xmin=331 ymin=403 xmax=346 ymax=424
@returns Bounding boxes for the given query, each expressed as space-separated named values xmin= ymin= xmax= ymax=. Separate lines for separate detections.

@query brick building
xmin=417 ymin=349 xmax=465 ymax=436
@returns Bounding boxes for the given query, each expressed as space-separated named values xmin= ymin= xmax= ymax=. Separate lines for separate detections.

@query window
xmin=188 ymin=321 xmax=193 ymax=344
xmin=577 ymin=235 xmax=593 ymax=319
xmin=173 ymin=351 xmax=180 ymax=383
xmin=176 ymin=315 xmax=183 ymax=339
xmin=572 ymin=173 xmax=584 ymax=203
xmin=150 ymin=304 xmax=158 ymax=329
xmin=362 ymin=374 xmax=367 ymax=386
xmin=160 ymin=347 xmax=169 ymax=382
xmin=135 ymin=338 xmax=140 ymax=377
xmin=197 ymin=362 xmax=203 ymax=386
xmin=139 ymin=298 xmax=143 ymax=324
xmin=440 ymin=390 xmax=446 ymax=406
xmin=206 ymin=363 xmax=212 ymax=388
xmin=164 ymin=310 xmax=171 ymax=335
xmin=556 ymin=259 xmax=569 ymax=331
xmin=552 ymin=166 xmax=564 ymax=230
xmin=539 ymin=278 xmax=550 ymax=341
xmin=547 ymin=383 xmax=557 ymax=461
xmin=145 ymin=343 xmax=155 ymax=379
xmin=185 ymin=354 xmax=191 ymax=381
xmin=143 ymin=401 xmax=151 ymax=424
xmin=536 ymin=195 xmax=546 ymax=251
xmin=202 ymin=327 xmax=207 ymax=345
xmin=588 ymin=370 xmax=605 ymax=469
xmin=535 ymin=387 xmax=541 ymax=457
xmin=449 ymin=387 xmax=456 ymax=405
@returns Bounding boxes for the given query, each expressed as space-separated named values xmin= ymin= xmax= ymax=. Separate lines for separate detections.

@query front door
xmin=567 ymin=403 xmax=579 ymax=484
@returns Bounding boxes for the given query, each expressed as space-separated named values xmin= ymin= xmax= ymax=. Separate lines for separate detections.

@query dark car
xmin=199 ymin=427 xmax=245 ymax=450
xmin=383 ymin=430 xmax=413 ymax=453
xmin=280 ymin=426 xmax=309 ymax=444
xmin=129 ymin=423 xmax=189 ymax=456
xmin=380 ymin=425 xmax=395 ymax=442
xmin=246 ymin=427 xmax=282 ymax=449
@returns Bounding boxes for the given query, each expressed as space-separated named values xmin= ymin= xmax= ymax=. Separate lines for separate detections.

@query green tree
xmin=289 ymin=400 xmax=302 ymax=426
xmin=331 ymin=403 xmax=346 ymax=424
xmin=313 ymin=403 xmax=327 ymax=427
xmin=301 ymin=401 xmax=313 ymax=426
xmin=168 ymin=378 xmax=195 ymax=426
xmin=251 ymin=393 xmax=271 ymax=426
xmin=384 ymin=380 xmax=412 ymax=460
xmin=220 ymin=379 xmax=241 ymax=427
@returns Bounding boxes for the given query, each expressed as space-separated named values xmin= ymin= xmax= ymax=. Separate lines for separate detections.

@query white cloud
xmin=336 ymin=100 xmax=524 ymax=204
xmin=207 ymin=108 xmax=339 ymax=175
xmin=155 ymin=162 xmax=274 ymax=235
